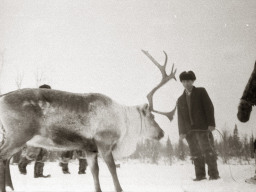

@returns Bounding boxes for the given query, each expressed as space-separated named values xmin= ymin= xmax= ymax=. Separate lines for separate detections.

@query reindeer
xmin=0 ymin=50 xmax=176 ymax=192
xmin=237 ymin=62 xmax=256 ymax=183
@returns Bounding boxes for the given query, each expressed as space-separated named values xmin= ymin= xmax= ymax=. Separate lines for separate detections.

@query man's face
xmin=181 ymin=80 xmax=194 ymax=91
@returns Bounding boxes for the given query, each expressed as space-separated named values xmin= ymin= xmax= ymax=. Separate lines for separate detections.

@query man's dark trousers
xmin=186 ymin=131 xmax=219 ymax=179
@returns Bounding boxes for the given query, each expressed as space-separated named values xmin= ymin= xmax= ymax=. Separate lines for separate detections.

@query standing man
xmin=18 ymin=84 xmax=51 ymax=178
xmin=177 ymin=71 xmax=220 ymax=181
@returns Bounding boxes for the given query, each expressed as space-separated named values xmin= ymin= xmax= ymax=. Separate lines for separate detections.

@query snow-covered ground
xmin=9 ymin=160 xmax=256 ymax=192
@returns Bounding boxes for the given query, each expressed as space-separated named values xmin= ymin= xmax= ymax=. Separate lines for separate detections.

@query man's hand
xmin=179 ymin=134 xmax=186 ymax=140
xmin=208 ymin=126 xmax=215 ymax=132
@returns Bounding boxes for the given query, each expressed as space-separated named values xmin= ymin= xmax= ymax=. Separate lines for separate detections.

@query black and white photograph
xmin=0 ymin=0 xmax=256 ymax=192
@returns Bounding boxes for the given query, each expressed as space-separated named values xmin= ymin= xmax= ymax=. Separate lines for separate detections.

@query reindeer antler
xmin=142 ymin=50 xmax=177 ymax=121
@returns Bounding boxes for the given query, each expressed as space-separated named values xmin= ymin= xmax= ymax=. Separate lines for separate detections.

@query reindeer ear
xmin=142 ymin=104 xmax=149 ymax=116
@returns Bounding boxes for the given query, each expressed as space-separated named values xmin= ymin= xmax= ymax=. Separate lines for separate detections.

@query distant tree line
xmin=130 ymin=124 xmax=255 ymax=165
xmin=215 ymin=124 xmax=254 ymax=164
xmin=130 ymin=137 xmax=190 ymax=165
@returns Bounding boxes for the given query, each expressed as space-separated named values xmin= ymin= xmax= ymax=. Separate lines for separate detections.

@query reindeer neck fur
xmin=112 ymin=105 xmax=143 ymax=159
xmin=241 ymin=65 xmax=256 ymax=106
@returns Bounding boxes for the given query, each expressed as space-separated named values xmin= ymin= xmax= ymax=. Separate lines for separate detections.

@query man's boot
xmin=59 ymin=162 xmax=70 ymax=174
xmin=78 ymin=159 xmax=87 ymax=174
xmin=205 ymin=153 xmax=220 ymax=180
xmin=34 ymin=162 xmax=50 ymax=178
xmin=193 ymin=156 xmax=206 ymax=181
xmin=18 ymin=157 xmax=30 ymax=175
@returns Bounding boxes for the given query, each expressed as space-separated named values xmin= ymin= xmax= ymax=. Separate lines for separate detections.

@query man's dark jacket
xmin=177 ymin=86 xmax=215 ymax=135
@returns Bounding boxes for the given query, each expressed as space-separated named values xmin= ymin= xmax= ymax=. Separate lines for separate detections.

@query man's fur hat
xmin=179 ymin=71 xmax=196 ymax=82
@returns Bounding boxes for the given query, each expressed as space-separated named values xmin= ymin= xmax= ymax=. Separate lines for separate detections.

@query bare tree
xmin=0 ymin=49 xmax=5 ymax=72
xmin=15 ymin=71 xmax=24 ymax=89
xmin=0 ymin=49 xmax=5 ymax=94
xmin=34 ymin=68 xmax=45 ymax=87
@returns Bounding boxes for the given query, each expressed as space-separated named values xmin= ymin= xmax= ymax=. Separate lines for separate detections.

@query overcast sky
xmin=0 ymin=0 xmax=256 ymax=142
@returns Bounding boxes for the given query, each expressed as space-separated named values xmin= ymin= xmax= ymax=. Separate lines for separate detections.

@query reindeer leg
xmin=87 ymin=152 xmax=102 ymax=192
xmin=0 ymin=159 xmax=6 ymax=192
xmin=5 ymin=159 xmax=13 ymax=190
xmin=97 ymin=145 xmax=123 ymax=192
xmin=103 ymin=152 xmax=123 ymax=192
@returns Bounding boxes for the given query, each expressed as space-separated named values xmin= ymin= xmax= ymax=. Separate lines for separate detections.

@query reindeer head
xmin=141 ymin=50 xmax=177 ymax=140
xmin=138 ymin=103 xmax=164 ymax=140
